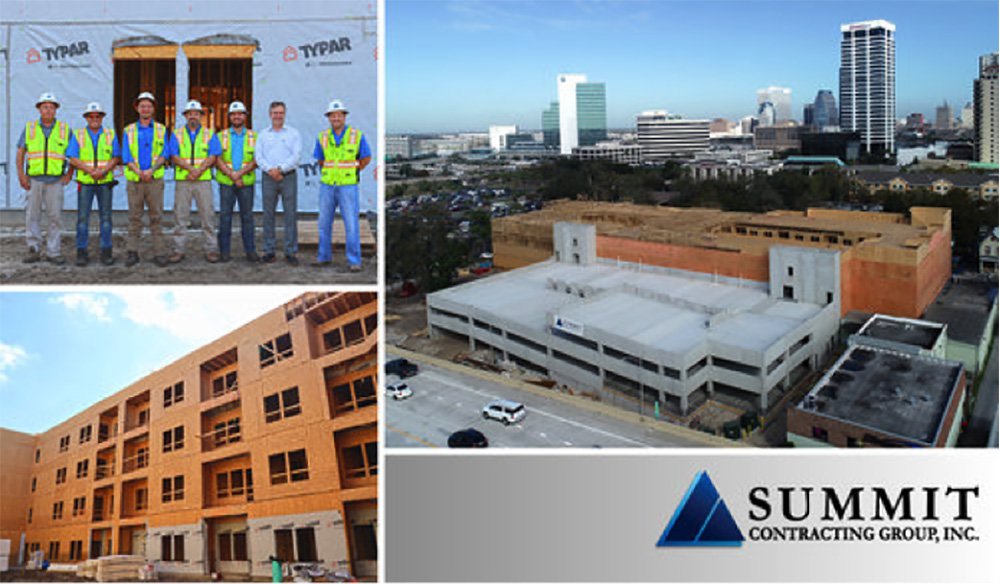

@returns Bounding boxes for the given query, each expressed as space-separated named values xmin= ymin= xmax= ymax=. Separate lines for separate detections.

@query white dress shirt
xmin=255 ymin=125 xmax=302 ymax=173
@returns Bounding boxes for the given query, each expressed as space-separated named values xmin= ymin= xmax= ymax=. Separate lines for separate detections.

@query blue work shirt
xmin=228 ymin=128 xmax=247 ymax=171
xmin=166 ymin=124 xmax=223 ymax=160
xmin=312 ymin=127 xmax=372 ymax=162
xmin=65 ymin=127 xmax=122 ymax=160
xmin=120 ymin=119 xmax=164 ymax=171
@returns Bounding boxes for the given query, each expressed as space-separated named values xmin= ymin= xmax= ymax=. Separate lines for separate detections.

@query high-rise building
xmin=935 ymin=100 xmax=954 ymax=130
xmin=542 ymin=101 xmax=560 ymax=150
xmin=974 ymin=52 xmax=998 ymax=164
xmin=961 ymin=103 xmax=974 ymax=129
xmin=906 ymin=113 xmax=925 ymax=132
xmin=757 ymin=102 xmax=776 ymax=127
xmin=757 ymin=86 xmax=792 ymax=122
xmin=489 ymin=125 xmax=518 ymax=151
xmin=839 ymin=19 xmax=896 ymax=158
xmin=636 ymin=111 xmax=710 ymax=161
xmin=554 ymin=74 xmax=607 ymax=155
xmin=803 ymin=104 xmax=815 ymax=127
xmin=813 ymin=90 xmax=839 ymax=130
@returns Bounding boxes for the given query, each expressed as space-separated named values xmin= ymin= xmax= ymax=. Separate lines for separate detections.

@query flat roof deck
xmin=432 ymin=259 xmax=823 ymax=355
xmin=859 ymin=316 xmax=944 ymax=350
xmin=923 ymin=280 xmax=997 ymax=345
xmin=795 ymin=346 xmax=963 ymax=445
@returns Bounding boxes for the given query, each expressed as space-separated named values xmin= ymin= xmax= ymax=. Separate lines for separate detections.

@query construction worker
xmin=215 ymin=101 xmax=259 ymax=263
xmin=121 ymin=91 xmax=170 ymax=267
xmin=311 ymin=100 xmax=371 ymax=271
xmin=67 ymin=102 xmax=120 ymax=266
xmin=255 ymin=101 xmax=302 ymax=265
xmin=16 ymin=92 xmax=78 ymax=265
xmin=168 ymin=99 xmax=222 ymax=263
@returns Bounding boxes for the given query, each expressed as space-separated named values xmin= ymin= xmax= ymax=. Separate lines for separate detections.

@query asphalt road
xmin=385 ymin=351 xmax=712 ymax=448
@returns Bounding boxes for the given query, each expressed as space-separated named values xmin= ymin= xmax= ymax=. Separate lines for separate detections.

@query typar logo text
xmin=285 ymin=38 xmax=354 ymax=67
xmin=26 ymin=41 xmax=91 ymax=69
xmin=658 ymin=471 xmax=982 ymax=548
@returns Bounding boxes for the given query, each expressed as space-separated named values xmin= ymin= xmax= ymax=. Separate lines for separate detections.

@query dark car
xmin=447 ymin=428 xmax=488 ymax=448
xmin=385 ymin=358 xmax=419 ymax=378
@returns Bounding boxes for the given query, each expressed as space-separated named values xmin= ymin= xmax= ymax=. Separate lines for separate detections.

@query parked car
xmin=386 ymin=381 xmax=413 ymax=400
xmin=447 ymin=428 xmax=489 ymax=448
xmin=385 ymin=358 xmax=419 ymax=378
xmin=481 ymin=399 xmax=526 ymax=426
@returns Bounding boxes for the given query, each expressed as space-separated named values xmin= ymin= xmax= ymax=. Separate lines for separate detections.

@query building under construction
xmin=491 ymin=201 xmax=952 ymax=319
xmin=0 ymin=292 xmax=377 ymax=580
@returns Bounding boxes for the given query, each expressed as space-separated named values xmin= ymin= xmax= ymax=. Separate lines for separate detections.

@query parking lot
xmin=385 ymin=351 xmax=716 ymax=448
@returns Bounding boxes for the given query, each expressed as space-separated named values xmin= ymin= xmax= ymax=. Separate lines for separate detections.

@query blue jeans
xmin=76 ymin=183 xmax=113 ymax=250
xmin=218 ymin=183 xmax=256 ymax=255
xmin=317 ymin=183 xmax=360 ymax=265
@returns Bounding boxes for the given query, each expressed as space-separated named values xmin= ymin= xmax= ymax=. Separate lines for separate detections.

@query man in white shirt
xmin=254 ymin=101 xmax=302 ymax=264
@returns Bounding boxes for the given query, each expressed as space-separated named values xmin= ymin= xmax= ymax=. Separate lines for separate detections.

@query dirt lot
xmin=0 ymin=569 xmax=89 ymax=582
xmin=0 ymin=211 xmax=376 ymax=285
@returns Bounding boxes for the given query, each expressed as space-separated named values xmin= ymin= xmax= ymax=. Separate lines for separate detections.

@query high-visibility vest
xmin=24 ymin=120 xmax=70 ymax=177
xmin=175 ymin=125 xmax=214 ymax=181
xmin=319 ymin=126 xmax=363 ymax=186
xmin=216 ymin=128 xmax=257 ymax=186
xmin=123 ymin=121 xmax=167 ymax=182
xmin=74 ymin=128 xmax=117 ymax=185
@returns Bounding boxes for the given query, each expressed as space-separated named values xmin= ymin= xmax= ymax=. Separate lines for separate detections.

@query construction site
xmin=491 ymin=200 xmax=953 ymax=319
xmin=0 ymin=292 xmax=378 ymax=581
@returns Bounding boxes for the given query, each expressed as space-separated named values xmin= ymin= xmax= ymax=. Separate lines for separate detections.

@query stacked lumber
xmin=297 ymin=217 xmax=376 ymax=250
xmin=93 ymin=555 xmax=146 ymax=582
xmin=77 ymin=559 xmax=99 ymax=579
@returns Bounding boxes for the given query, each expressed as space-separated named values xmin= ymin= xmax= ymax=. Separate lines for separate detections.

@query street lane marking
xmin=419 ymin=369 xmax=653 ymax=447
xmin=387 ymin=424 xmax=438 ymax=448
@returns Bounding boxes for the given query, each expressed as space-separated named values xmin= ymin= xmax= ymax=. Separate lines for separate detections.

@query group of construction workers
xmin=17 ymin=91 xmax=371 ymax=270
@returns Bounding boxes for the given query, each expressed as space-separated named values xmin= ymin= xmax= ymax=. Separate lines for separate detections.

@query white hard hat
xmin=82 ymin=102 xmax=106 ymax=117
xmin=182 ymin=99 xmax=204 ymax=114
xmin=228 ymin=101 xmax=248 ymax=114
xmin=325 ymin=100 xmax=348 ymax=115
xmin=134 ymin=91 xmax=156 ymax=105
xmin=35 ymin=92 xmax=60 ymax=108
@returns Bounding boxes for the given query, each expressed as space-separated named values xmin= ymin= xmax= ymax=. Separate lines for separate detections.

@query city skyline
xmin=388 ymin=0 xmax=999 ymax=133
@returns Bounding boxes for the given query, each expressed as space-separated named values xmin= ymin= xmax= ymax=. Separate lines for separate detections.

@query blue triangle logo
xmin=656 ymin=471 xmax=744 ymax=547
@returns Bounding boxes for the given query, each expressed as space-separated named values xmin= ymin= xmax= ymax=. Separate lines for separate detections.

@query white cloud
xmin=0 ymin=342 xmax=28 ymax=383
xmin=52 ymin=293 xmax=111 ymax=321
xmin=112 ymin=289 xmax=303 ymax=344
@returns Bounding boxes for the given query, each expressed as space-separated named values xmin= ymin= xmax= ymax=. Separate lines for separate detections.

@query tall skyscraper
xmin=542 ymin=101 xmax=561 ymax=149
xmin=839 ymin=19 xmax=896 ymax=158
xmin=974 ymin=52 xmax=998 ymax=164
xmin=935 ymin=100 xmax=954 ymax=130
xmin=757 ymin=86 xmax=792 ymax=121
xmin=813 ymin=90 xmax=839 ymax=130
xmin=554 ymin=74 xmax=607 ymax=155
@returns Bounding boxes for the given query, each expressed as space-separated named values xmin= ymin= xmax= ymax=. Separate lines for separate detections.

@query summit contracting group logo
xmin=657 ymin=471 xmax=982 ymax=548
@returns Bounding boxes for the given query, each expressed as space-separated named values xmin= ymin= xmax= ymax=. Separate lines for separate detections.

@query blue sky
xmin=0 ymin=290 xmax=302 ymax=434
xmin=388 ymin=0 xmax=999 ymax=133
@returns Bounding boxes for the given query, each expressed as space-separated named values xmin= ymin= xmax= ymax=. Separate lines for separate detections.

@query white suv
xmin=387 ymin=381 xmax=413 ymax=400
xmin=482 ymin=399 xmax=526 ymax=425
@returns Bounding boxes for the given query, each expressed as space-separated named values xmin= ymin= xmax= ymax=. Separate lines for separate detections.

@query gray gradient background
xmin=386 ymin=453 xmax=997 ymax=582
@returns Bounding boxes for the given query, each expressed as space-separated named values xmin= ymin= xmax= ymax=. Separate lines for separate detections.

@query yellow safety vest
xmin=74 ymin=128 xmax=117 ymax=185
xmin=175 ymin=126 xmax=214 ymax=181
xmin=319 ymin=126 xmax=363 ymax=186
xmin=216 ymin=128 xmax=257 ymax=186
xmin=24 ymin=120 xmax=70 ymax=177
xmin=123 ymin=121 xmax=167 ymax=182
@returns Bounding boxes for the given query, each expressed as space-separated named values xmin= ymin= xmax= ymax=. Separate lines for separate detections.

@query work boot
xmin=285 ymin=254 xmax=299 ymax=266
xmin=168 ymin=251 xmax=184 ymax=264
xmin=219 ymin=252 xmax=232 ymax=263
xmin=100 ymin=248 xmax=115 ymax=266
xmin=205 ymin=251 xmax=220 ymax=263
xmin=349 ymin=263 xmax=363 ymax=273
xmin=47 ymin=255 xmax=66 ymax=266
xmin=75 ymin=249 xmax=89 ymax=267
xmin=23 ymin=247 xmax=41 ymax=264
xmin=310 ymin=259 xmax=332 ymax=267
xmin=153 ymin=255 xmax=169 ymax=268
xmin=126 ymin=251 xmax=140 ymax=267
xmin=246 ymin=251 xmax=260 ymax=263
xmin=261 ymin=253 xmax=276 ymax=264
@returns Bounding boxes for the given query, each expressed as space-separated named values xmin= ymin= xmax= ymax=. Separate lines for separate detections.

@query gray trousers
xmin=261 ymin=171 xmax=298 ymax=256
xmin=173 ymin=181 xmax=218 ymax=254
xmin=26 ymin=179 xmax=64 ymax=257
